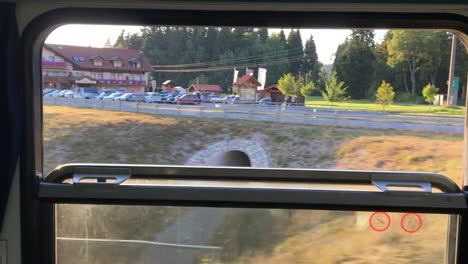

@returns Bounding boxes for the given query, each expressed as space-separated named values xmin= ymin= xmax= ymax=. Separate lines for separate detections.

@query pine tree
xmin=113 ymin=30 xmax=126 ymax=48
xmin=301 ymin=34 xmax=319 ymax=82
xmin=104 ymin=38 xmax=112 ymax=48
xmin=287 ymin=29 xmax=303 ymax=75
xmin=257 ymin=28 xmax=269 ymax=43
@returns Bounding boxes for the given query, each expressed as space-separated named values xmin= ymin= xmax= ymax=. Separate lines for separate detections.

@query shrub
xmin=321 ymin=71 xmax=349 ymax=103
xmin=394 ymin=92 xmax=425 ymax=104
xmin=300 ymin=81 xmax=316 ymax=97
xmin=422 ymin=83 xmax=439 ymax=105
xmin=375 ymin=81 xmax=395 ymax=110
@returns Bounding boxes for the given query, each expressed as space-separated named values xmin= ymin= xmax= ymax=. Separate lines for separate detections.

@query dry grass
xmin=336 ymin=136 xmax=463 ymax=184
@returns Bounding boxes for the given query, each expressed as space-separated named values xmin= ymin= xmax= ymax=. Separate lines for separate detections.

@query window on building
xmin=47 ymin=56 xmax=55 ymax=62
xmin=110 ymin=73 xmax=115 ymax=80
xmin=93 ymin=59 xmax=103 ymax=67
xmin=134 ymin=75 xmax=141 ymax=81
xmin=97 ymin=73 xmax=103 ymax=79
xmin=73 ymin=56 xmax=85 ymax=62
xmin=129 ymin=74 xmax=134 ymax=80
xmin=114 ymin=60 xmax=122 ymax=67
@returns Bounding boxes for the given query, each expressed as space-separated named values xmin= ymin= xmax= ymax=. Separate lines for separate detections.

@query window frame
xmin=20 ymin=7 xmax=468 ymax=264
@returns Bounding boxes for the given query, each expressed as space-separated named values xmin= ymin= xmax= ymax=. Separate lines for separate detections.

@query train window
xmin=26 ymin=10 xmax=468 ymax=264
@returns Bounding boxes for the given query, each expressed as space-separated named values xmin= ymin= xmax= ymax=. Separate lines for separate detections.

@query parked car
xmin=102 ymin=92 xmax=123 ymax=101
xmin=52 ymin=90 xmax=70 ymax=97
xmin=201 ymin=94 xmax=216 ymax=103
xmin=176 ymin=94 xmax=202 ymax=105
xmin=75 ymin=87 xmax=99 ymax=99
xmin=162 ymin=94 xmax=178 ymax=104
xmin=259 ymin=98 xmax=276 ymax=105
xmin=115 ymin=93 xmax=133 ymax=101
xmin=42 ymin=88 xmax=56 ymax=95
xmin=43 ymin=89 xmax=57 ymax=96
xmin=145 ymin=92 xmax=162 ymax=103
xmin=97 ymin=90 xmax=117 ymax=100
xmin=127 ymin=93 xmax=146 ymax=102
xmin=63 ymin=90 xmax=75 ymax=98
xmin=210 ymin=96 xmax=225 ymax=103
xmin=44 ymin=90 xmax=61 ymax=97
xmin=222 ymin=95 xmax=235 ymax=104
xmin=229 ymin=96 xmax=240 ymax=104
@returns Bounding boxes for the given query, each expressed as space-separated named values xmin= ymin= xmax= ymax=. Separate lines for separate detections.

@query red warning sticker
xmin=369 ymin=212 xmax=391 ymax=232
xmin=400 ymin=213 xmax=423 ymax=234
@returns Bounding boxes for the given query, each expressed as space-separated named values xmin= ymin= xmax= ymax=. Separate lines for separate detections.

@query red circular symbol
xmin=369 ymin=212 xmax=391 ymax=232
xmin=400 ymin=213 xmax=423 ymax=233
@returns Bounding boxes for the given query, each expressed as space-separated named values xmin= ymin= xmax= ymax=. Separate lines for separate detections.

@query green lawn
xmin=305 ymin=96 xmax=465 ymax=117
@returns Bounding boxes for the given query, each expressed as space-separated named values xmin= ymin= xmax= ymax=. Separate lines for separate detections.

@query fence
xmin=43 ymin=97 xmax=463 ymax=133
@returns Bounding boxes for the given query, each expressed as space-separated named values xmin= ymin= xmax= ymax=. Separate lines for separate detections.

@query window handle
xmin=73 ymin=173 xmax=129 ymax=186
xmin=372 ymin=180 xmax=432 ymax=193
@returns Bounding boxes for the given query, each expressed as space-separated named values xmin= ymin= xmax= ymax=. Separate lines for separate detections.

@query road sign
xmin=453 ymin=76 xmax=460 ymax=92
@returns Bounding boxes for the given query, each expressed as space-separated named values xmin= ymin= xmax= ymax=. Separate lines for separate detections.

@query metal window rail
xmin=40 ymin=164 xmax=466 ymax=213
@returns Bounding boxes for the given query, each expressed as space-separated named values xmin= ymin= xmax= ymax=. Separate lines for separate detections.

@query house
xmin=233 ymin=75 xmax=261 ymax=100
xmin=262 ymin=85 xmax=285 ymax=102
xmin=187 ymin=84 xmax=222 ymax=94
xmin=41 ymin=44 xmax=153 ymax=93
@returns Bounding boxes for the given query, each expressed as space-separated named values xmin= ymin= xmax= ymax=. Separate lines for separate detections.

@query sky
xmin=45 ymin=25 xmax=387 ymax=65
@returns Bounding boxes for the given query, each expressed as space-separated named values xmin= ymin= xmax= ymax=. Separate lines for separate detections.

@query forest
xmin=113 ymin=27 xmax=468 ymax=103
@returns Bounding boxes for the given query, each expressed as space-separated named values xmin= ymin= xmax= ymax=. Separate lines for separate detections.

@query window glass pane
xmin=55 ymin=204 xmax=451 ymax=264
xmin=43 ymin=25 xmax=467 ymax=187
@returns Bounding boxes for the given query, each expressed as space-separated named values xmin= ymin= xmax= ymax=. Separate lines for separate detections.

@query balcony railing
xmin=42 ymin=75 xmax=72 ymax=83
xmin=42 ymin=60 xmax=67 ymax=68
xmin=98 ymin=79 xmax=146 ymax=85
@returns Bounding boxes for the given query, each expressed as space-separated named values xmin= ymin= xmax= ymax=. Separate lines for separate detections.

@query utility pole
xmin=447 ymin=34 xmax=458 ymax=106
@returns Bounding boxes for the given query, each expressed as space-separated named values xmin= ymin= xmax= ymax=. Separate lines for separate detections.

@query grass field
xmin=305 ymin=96 xmax=465 ymax=117
xmin=44 ymin=105 xmax=464 ymax=263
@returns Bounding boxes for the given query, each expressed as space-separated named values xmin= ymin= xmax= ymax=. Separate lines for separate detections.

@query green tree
xmin=189 ymin=75 xmax=209 ymax=85
xmin=298 ymin=72 xmax=316 ymax=98
xmin=278 ymin=73 xmax=299 ymax=101
xmin=375 ymin=81 xmax=395 ymax=110
xmin=104 ymin=38 xmax=112 ymax=48
xmin=257 ymin=28 xmax=269 ymax=43
xmin=286 ymin=29 xmax=303 ymax=75
xmin=387 ymin=30 xmax=424 ymax=96
xmin=422 ymin=83 xmax=439 ymax=105
xmin=371 ymin=35 xmax=393 ymax=97
xmin=301 ymin=34 xmax=320 ymax=82
xmin=321 ymin=71 xmax=349 ymax=103
xmin=264 ymin=33 xmax=289 ymax=85
xmin=333 ymin=30 xmax=376 ymax=99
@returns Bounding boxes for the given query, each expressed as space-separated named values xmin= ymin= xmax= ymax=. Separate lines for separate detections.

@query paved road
xmin=44 ymin=97 xmax=465 ymax=133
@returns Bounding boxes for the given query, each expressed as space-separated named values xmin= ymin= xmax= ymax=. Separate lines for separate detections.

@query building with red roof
xmin=187 ymin=84 xmax=223 ymax=94
xmin=233 ymin=75 xmax=261 ymax=100
xmin=261 ymin=84 xmax=285 ymax=102
xmin=42 ymin=44 xmax=153 ymax=93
